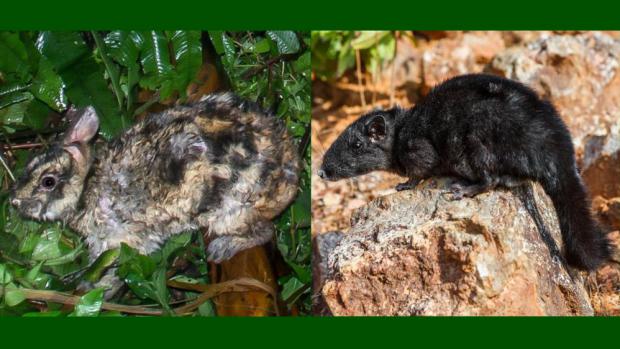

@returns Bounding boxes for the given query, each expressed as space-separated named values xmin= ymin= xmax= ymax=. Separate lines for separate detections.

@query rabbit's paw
xmin=206 ymin=236 xmax=240 ymax=263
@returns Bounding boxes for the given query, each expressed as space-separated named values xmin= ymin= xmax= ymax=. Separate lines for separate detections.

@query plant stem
xmin=169 ymin=277 xmax=277 ymax=315
xmin=0 ymin=152 xmax=15 ymax=181
xmin=241 ymin=52 xmax=304 ymax=80
xmin=0 ymin=278 xmax=272 ymax=316
xmin=91 ymin=31 xmax=124 ymax=111
xmin=19 ymin=288 xmax=164 ymax=315
xmin=2 ymin=142 xmax=43 ymax=150
xmin=355 ymin=49 xmax=366 ymax=108
xmin=133 ymin=92 xmax=160 ymax=117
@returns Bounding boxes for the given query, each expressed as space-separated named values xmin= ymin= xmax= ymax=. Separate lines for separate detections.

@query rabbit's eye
xmin=40 ymin=175 xmax=57 ymax=190
xmin=352 ymin=141 xmax=363 ymax=149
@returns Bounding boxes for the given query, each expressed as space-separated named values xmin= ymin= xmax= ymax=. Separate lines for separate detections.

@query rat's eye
xmin=352 ymin=141 xmax=363 ymax=149
xmin=40 ymin=175 xmax=57 ymax=190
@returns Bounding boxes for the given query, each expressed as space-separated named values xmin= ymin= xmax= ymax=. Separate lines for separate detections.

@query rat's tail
xmin=540 ymin=169 xmax=611 ymax=271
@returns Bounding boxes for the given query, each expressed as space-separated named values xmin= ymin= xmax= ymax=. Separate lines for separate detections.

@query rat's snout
xmin=318 ymin=166 xmax=335 ymax=180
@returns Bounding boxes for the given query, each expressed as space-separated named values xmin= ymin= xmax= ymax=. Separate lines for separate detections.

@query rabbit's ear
xmin=64 ymin=106 xmax=100 ymax=145
xmin=64 ymin=144 xmax=88 ymax=166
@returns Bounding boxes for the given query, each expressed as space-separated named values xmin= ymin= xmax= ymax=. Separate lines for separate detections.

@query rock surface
xmin=582 ymin=127 xmax=620 ymax=199
xmin=582 ymin=130 xmax=620 ymax=316
xmin=319 ymin=178 xmax=594 ymax=316
xmin=421 ymin=31 xmax=506 ymax=94
xmin=490 ymin=32 xmax=620 ymax=157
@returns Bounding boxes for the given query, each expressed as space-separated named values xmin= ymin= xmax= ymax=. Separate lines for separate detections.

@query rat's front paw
xmin=446 ymin=182 xmax=466 ymax=200
xmin=395 ymin=179 xmax=419 ymax=191
xmin=206 ymin=236 xmax=239 ymax=263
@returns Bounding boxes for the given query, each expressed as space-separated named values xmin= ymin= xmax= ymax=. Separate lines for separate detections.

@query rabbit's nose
xmin=11 ymin=198 xmax=21 ymax=207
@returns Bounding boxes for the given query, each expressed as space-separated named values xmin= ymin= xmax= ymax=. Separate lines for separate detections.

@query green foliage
xmin=311 ymin=31 xmax=400 ymax=81
xmin=0 ymin=31 xmax=311 ymax=316
xmin=70 ymin=288 xmax=104 ymax=317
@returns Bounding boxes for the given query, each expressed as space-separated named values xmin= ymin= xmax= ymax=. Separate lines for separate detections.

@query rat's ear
xmin=63 ymin=106 xmax=100 ymax=146
xmin=366 ymin=115 xmax=386 ymax=142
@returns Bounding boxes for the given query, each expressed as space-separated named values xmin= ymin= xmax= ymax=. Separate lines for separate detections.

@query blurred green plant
xmin=0 ymin=31 xmax=310 ymax=316
xmin=312 ymin=31 xmax=410 ymax=82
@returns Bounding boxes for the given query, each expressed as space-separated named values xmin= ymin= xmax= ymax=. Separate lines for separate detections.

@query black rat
xmin=319 ymin=74 xmax=611 ymax=271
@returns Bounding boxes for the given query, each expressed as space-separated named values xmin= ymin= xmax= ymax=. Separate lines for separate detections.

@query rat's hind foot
xmin=447 ymin=182 xmax=476 ymax=200
xmin=446 ymin=178 xmax=497 ymax=200
xmin=446 ymin=175 xmax=525 ymax=200
xmin=395 ymin=179 xmax=420 ymax=191
xmin=497 ymin=175 xmax=525 ymax=188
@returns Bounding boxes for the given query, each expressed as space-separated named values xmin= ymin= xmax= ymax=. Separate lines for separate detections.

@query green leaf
xmin=0 ymin=32 xmax=31 ymax=81
xmin=104 ymin=31 xmax=143 ymax=110
xmin=366 ymin=34 xmax=396 ymax=80
xmin=293 ymin=51 xmax=311 ymax=72
xmin=123 ymin=273 xmax=152 ymax=299
xmin=23 ymin=98 xmax=52 ymax=130
xmin=221 ymin=33 xmax=236 ymax=62
xmin=280 ymin=276 xmax=305 ymax=302
xmin=151 ymin=267 xmax=170 ymax=309
xmin=350 ymin=31 xmax=391 ymax=50
xmin=253 ymin=38 xmax=271 ymax=54
xmin=31 ymin=228 xmax=62 ymax=261
xmin=198 ymin=301 xmax=216 ymax=317
xmin=43 ymin=243 xmax=83 ymax=266
xmin=0 ymin=92 xmax=33 ymax=123
xmin=25 ymin=262 xmax=43 ymax=283
xmin=336 ymin=44 xmax=355 ymax=78
xmin=4 ymin=287 xmax=26 ymax=307
xmin=71 ymin=288 xmax=104 ymax=317
xmin=30 ymin=57 xmax=67 ymax=111
xmin=0 ymin=264 xmax=12 ymax=284
xmin=38 ymin=31 xmax=128 ymax=139
xmin=104 ymin=31 xmax=142 ymax=67
xmin=266 ymin=31 xmax=300 ymax=54
xmin=168 ymin=31 xmax=202 ymax=98
xmin=117 ymin=243 xmax=156 ymax=279
xmin=92 ymin=31 xmax=124 ymax=109
xmin=207 ymin=31 xmax=225 ymax=55
xmin=290 ymin=190 xmax=311 ymax=228
xmin=24 ymin=261 xmax=52 ymax=289
xmin=0 ymin=82 xmax=31 ymax=97
xmin=139 ymin=31 xmax=174 ymax=97
xmin=83 ymin=248 xmax=120 ymax=283
xmin=18 ymin=231 xmax=40 ymax=255
xmin=62 ymin=58 xmax=128 ymax=139
xmin=35 ymin=31 xmax=89 ymax=72
xmin=157 ymin=231 xmax=192 ymax=264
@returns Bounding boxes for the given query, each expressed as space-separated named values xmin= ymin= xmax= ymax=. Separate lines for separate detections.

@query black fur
xmin=320 ymin=73 xmax=611 ymax=271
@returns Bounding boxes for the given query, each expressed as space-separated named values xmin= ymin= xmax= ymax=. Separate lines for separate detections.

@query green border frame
xmin=2 ymin=0 xmax=620 ymax=346
xmin=1 ymin=0 xmax=620 ymax=30
xmin=2 ymin=317 xmax=620 ymax=346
